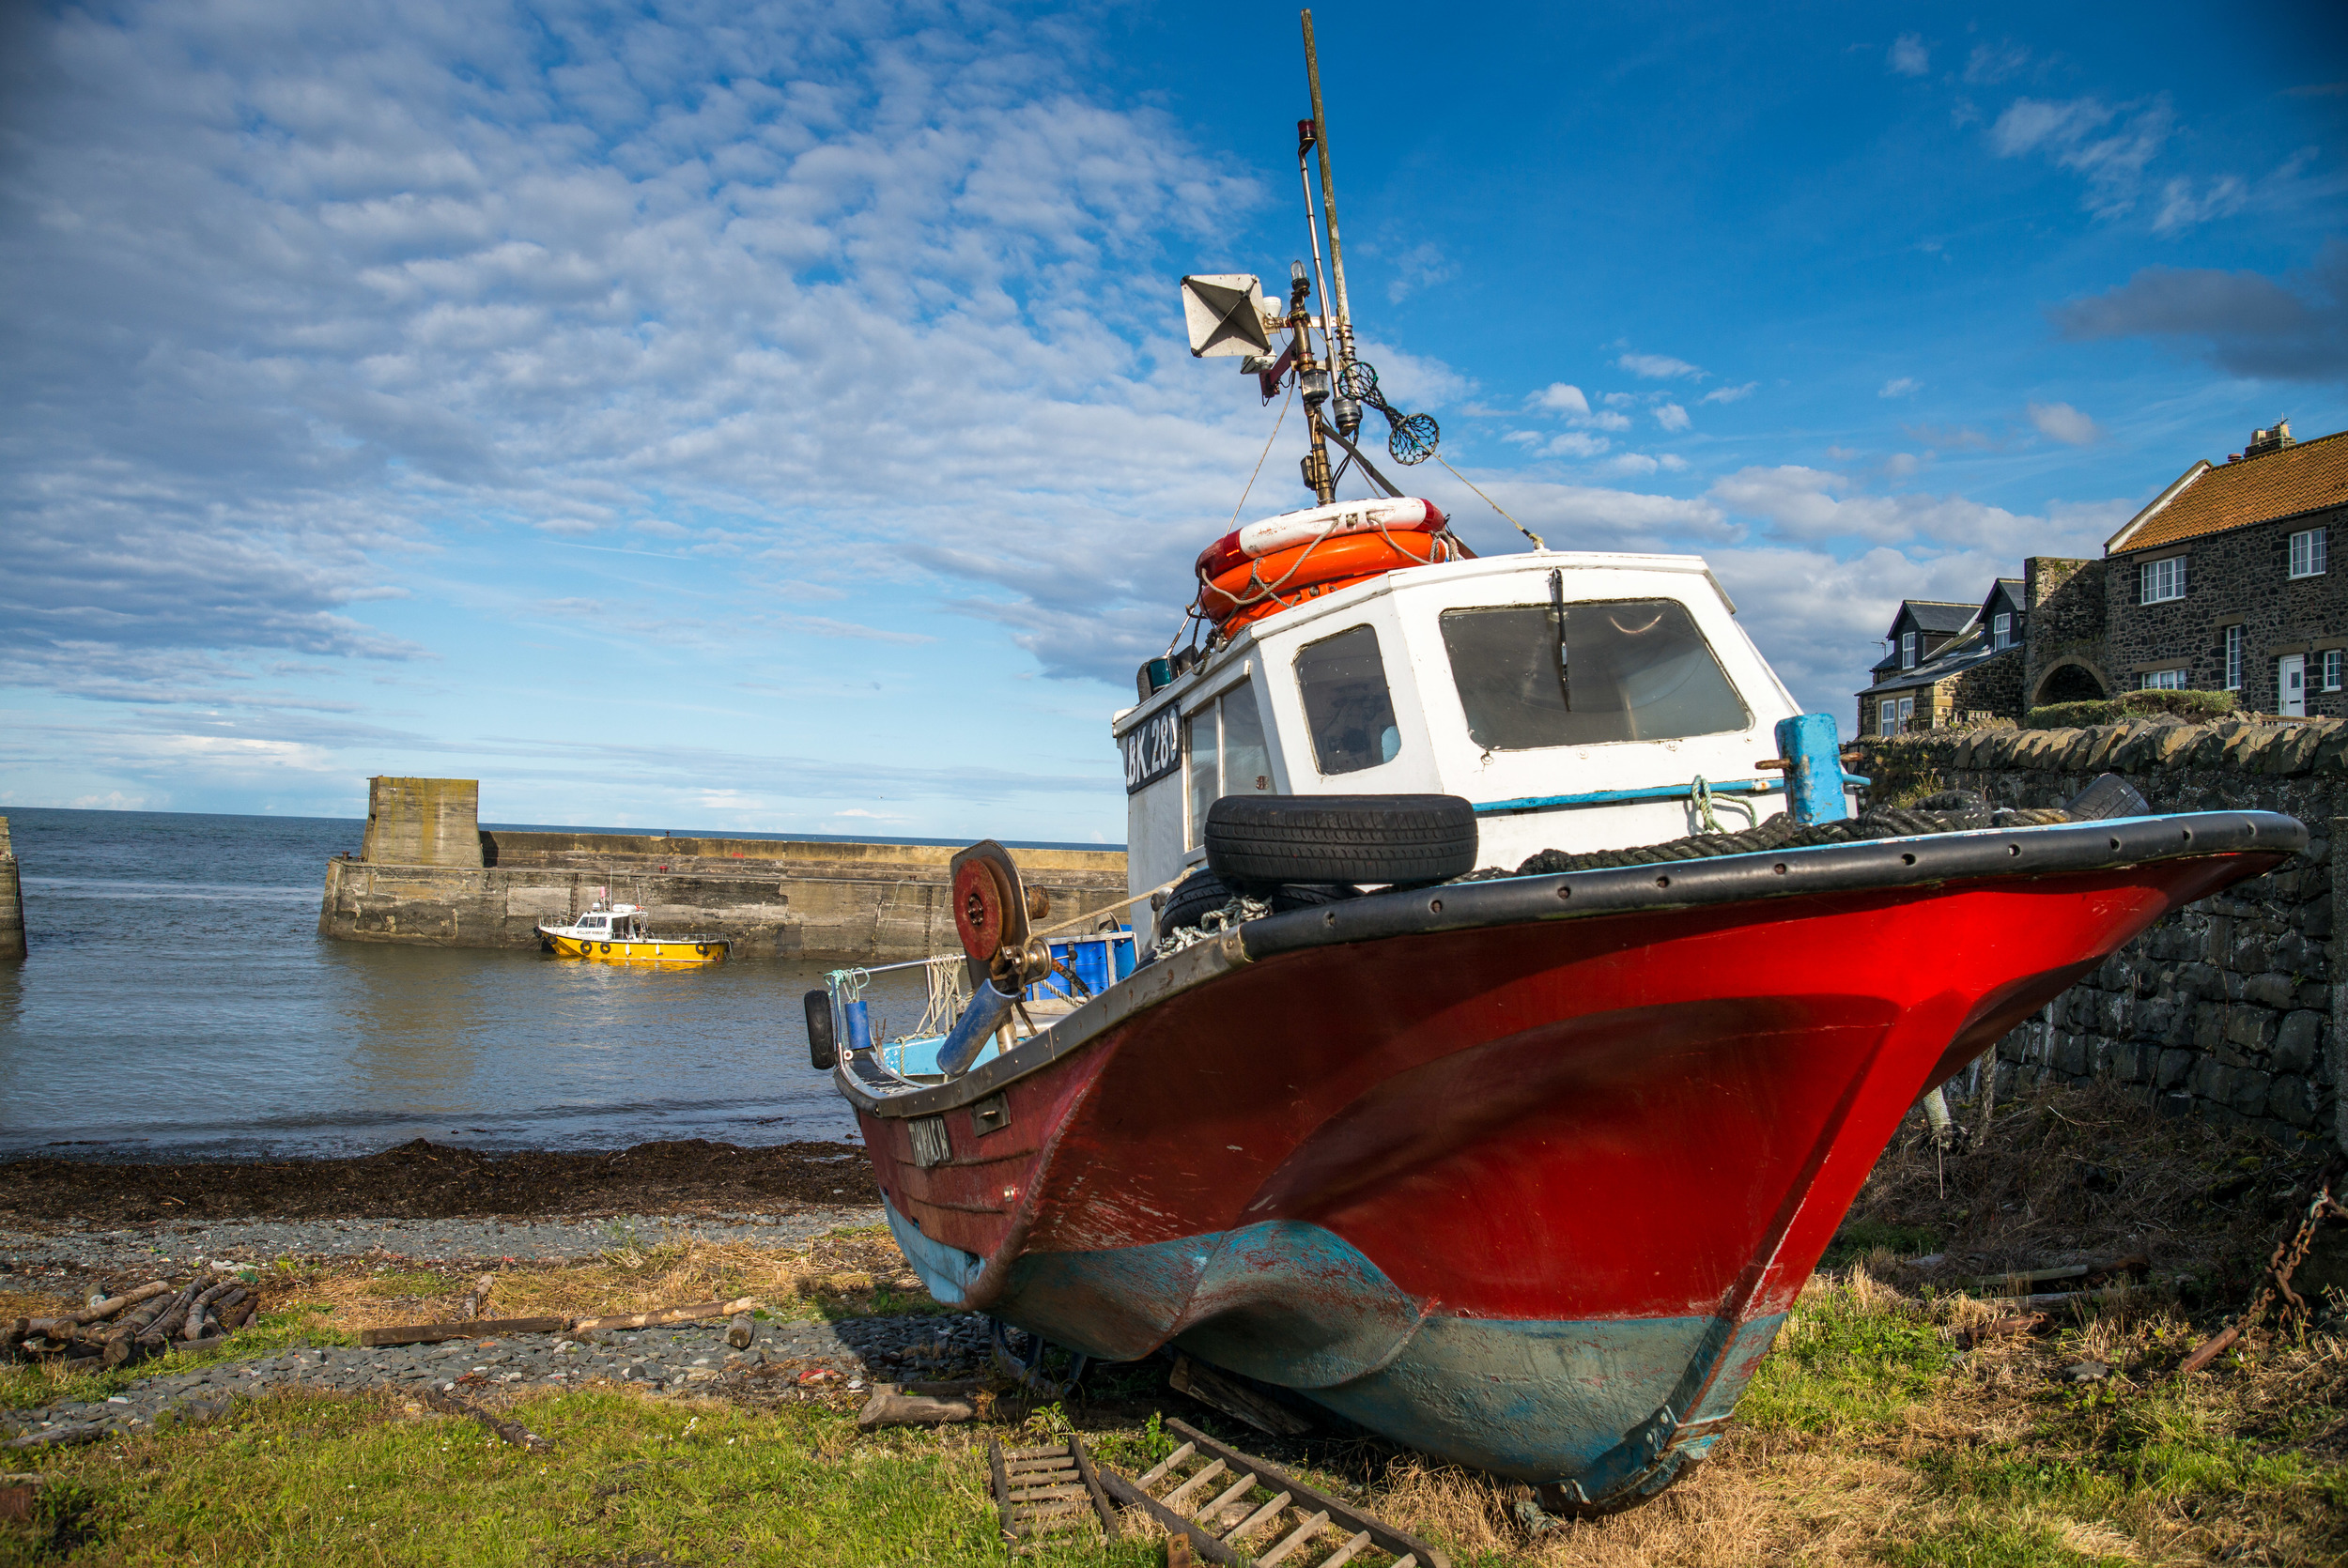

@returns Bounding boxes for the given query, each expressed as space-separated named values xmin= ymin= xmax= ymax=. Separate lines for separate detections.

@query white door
xmin=2280 ymin=654 xmax=2307 ymax=717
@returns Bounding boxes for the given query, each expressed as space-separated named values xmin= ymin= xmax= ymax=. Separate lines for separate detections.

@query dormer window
xmin=1992 ymin=613 xmax=2012 ymax=649
xmin=1900 ymin=631 xmax=1916 ymax=669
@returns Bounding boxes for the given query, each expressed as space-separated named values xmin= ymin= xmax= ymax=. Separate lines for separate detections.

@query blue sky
xmin=3 ymin=0 xmax=2343 ymax=843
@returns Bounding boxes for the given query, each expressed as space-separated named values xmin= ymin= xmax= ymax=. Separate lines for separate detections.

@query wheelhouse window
xmin=2141 ymin=669 xmax=2187 ymax=690
xmin=2140 ymin=556 xmax=2186 ymax=604
xmin=1184 ymin=680 xmax=1274 ymax=847
xmin=1439 ymin=597 xmax=1750 ymax=750
xmin=2290 ymin=528 xmax=2327 ymax=579
xmin=1294 ymin=625 xmax=1399 ymax=776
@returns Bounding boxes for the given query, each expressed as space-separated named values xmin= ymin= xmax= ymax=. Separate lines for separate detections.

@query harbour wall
xmin=0 ymin=817 xmax=23 ymax=961
xmin=1858 ymin=716 xmax=2347 ymax=1151
xmin=319 ymin=778 xmax=1129 ymax=961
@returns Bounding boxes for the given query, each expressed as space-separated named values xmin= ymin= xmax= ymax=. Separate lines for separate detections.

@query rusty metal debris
xmin=987 ymin=1437 xmax=1118 ymax=1550
xmin=1098 ymin=1417 xmax=1447 ymax=1568
xmin=2179 ymin=1164 xmax=2346 ymax=1376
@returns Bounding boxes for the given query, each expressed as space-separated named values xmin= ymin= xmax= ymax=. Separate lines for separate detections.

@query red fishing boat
xmin=815 ymin=15 xmax=2308 ymax=1517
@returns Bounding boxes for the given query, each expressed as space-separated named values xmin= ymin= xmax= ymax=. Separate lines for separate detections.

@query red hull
xmin=842 ymin=816 xmax=2297 ymax=1491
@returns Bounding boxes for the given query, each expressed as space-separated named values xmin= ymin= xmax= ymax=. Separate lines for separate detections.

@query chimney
xmin=2244 ymin=419 xmax=2295 ymax=458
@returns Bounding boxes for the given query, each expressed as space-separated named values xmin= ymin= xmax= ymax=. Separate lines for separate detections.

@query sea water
xmin=0 ymin=807 xmax=1028 ymax=1161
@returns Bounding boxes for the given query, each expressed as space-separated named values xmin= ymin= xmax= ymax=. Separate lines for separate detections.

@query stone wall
xmin=320 ymin=836 xmax=1129 ymax=961
xmin=361 ymin=777 xmax=485 ymax=869
xmin=2106 ymin=505 xmax=2348 ymax=717
xmin=0 ymin=817 xmax=22 ymax=961
xmin=1857 ymin=715 xmax=2347 ymax=1151
xmin=2022 ymin=555 xmax=2108 ymax=705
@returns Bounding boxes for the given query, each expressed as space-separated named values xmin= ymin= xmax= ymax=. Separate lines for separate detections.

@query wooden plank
xmin=1255 ymin=1510 xmax=1330 ymax=1567
xmin=1008 ymin=1483 xmax=1090 ymax=1503
xmin=1223 ymin=1489 xmax=1293 ymax=1545
xmin=360 ymin=1315 xmax=564 ymax=1347
xmin=1096 ymin=1468 xmax=1248 ymax=1567
xmin=420 ymin=1385 xmax=551 ymax=1453
xmin=570 ymin=1297 xmax=757 ymax=1334
xmin=1068 ymin=1435 xmax=1121 ymax=1542
xmin=1165 ymin=1421 xmax=1451 ymax=1568
xmin=1171 ymin=1352 xmax=1312 ymax=1436
xmin=1194 ymin=1473 xmax=1259 ymax=1523
xmin=1005 ymin=1442 xmax=1073 ymax=1460
xmin=1319 ymin=1530 xmax=1376 ymax=1568
xmin=988 ymin=1440 xmax=1015 ymax=1544
xmin=1134 ymin=1439 xmax=1196 ymax=1490
xmin=1163 ymin=1458 xmax=1228 ymax=1512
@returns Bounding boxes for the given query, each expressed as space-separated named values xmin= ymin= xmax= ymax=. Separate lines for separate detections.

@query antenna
xmin=1301 ymin=10 xmax=1354 ymax=369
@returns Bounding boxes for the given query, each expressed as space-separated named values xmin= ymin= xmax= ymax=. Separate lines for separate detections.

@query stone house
xmin=2100 ymin=419 xmax=2348 ymax=717
xmin=1855 ymin=583 xmax=2027 ymax=737
xmin=1854 ymin=420 xmax=2348 ymax=731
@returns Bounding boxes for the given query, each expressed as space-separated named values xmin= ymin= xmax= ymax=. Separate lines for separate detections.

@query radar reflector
xmin=1181 ymin=273 xmax=1275 ymax=359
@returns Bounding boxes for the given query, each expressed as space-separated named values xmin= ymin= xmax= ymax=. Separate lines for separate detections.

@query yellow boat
xmin=537 ymin=902 xmax=729 ymax=965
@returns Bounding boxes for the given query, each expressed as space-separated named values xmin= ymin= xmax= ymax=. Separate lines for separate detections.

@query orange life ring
xmin=1200 ymin=530 xmax=1461 ymax=632
xmin=1195 ymin=497 xmax=1447 ymax=581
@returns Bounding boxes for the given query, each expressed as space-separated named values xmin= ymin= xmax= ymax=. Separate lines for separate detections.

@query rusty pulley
xmin=947 ymin=839 xmax=1054 ymax=992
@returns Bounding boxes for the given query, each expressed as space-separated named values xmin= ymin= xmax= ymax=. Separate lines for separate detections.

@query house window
xmin=2290 ymin=528 xmax=2327 ymax=579
xmin=2325 ymin=650 xmax=2343 ymax=693
xmin=2141 ymin=669 xmax=2187 ymax=690
xmin=1896 ymin=696 xmax=1914 ymax=730
xmin=2139 ymin=556 xmax=2186 ymax=604
xmin=1182 ymin=681 xmax=1274 ymax=848
xmin=1900 ymin=631 xmax=1916 ymax=668
xmin=1992 ymin=612 xmax=2012 ymax=650
xmin=2224 ymin=624 xmax=2243 ymax=690
xmin=1878 ymin=699 xmax=1896 ymax=734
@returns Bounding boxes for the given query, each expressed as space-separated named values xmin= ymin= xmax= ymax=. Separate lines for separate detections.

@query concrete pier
xmin=318 ymin=778 xmax=1128 ymax=961
xmin=0 ymin=817 xmax=23 ymax=961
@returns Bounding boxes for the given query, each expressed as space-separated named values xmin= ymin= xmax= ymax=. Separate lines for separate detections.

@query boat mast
xmin=1301 ymin=11 xmax=1355 ymax=375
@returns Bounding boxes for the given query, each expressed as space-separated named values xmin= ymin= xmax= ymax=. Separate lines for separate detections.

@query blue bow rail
xmin=1473 ymin=777 xmax=1784 ymax=817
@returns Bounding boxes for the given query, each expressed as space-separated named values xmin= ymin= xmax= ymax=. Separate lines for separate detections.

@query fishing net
xmin=1337 ymin=359 xmax=1440 ymax=466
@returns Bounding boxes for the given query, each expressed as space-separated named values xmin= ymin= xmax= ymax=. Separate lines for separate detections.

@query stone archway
xmin=2033 ymin=662 xmax=2108 ymax=704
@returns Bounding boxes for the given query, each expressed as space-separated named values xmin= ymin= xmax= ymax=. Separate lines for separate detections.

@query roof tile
xmin=2113 ymin=427 xmax=2348 ymax=555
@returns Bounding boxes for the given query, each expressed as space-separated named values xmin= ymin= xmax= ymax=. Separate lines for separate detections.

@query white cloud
xmin=1543 ymin=431 xmax=1613 ymax=458
xmin=1888 ymin=35 xmax=1929 ymax=78
xmin=2154 ymin=175 xmax=2248 ymax=234
xmin=1701 ymin=382 xmax=1756 ymax=404
xmin=1963 ymin=42 xmax=2032 ymax=85
xmin=1653 ymin=403 xmax=1691 ymax=433
xmin=1602 ymin=453 xmax=1660 ymax=476
xmin=1707 ymin=465 xmax=2125 ymax=558
xmin=1878 ymin=377 xmax=1921 ymax=398
xmin=1589 ymin=409 xmax=1633 ymax=432
xmin=1616 ymin=351 xmax=1704 ymax=380
xmin=1988 ymin=95 xmax=2174 ymax=220
xmin=2028 ymin=401 xmax=2103 ymax=444
xmin=1529 ymin=382 xmax=1591 ymax=416
xmin=1383 ymin=240 xmax=1458 ymax=304
xmin=2048 ymin=242 xmax=2348 ymax=382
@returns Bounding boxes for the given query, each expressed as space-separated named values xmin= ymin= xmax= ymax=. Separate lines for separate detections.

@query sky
xmin=2 ymin=0 xmax=2343 ymax=843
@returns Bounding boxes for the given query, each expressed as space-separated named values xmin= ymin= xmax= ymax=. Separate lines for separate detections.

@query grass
xmin=7 ymin=1091 xmax=2346 ymax=1565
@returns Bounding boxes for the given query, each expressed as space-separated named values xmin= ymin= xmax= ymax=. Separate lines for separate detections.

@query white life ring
xmin=1196 ymin=497 xmax=1446 ymax=580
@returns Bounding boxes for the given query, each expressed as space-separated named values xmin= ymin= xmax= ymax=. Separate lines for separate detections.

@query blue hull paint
xmin=884 ymin=1193 xmax=1787 ymax=1484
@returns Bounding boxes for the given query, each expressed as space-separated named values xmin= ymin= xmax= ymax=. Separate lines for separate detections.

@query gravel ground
xmin=3 ymin=1310 xmax=996 ymax=1447
xmin=0 ymin=1207 xmax=885 ymax=1291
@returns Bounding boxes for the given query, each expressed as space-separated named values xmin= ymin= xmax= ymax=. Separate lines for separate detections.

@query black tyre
xmin=1156 ymin=869 xmax=1361 ymax=943
xmin=805 ymin=990 xmax=838 ymax=1069
xmin=1205 ymin=794 xmax=1477 ymax=888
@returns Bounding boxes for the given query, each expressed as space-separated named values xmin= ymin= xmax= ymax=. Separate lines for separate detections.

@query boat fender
xmin=695 ymin=943 xmax=708 ymax=956
xmin=843 ymin=996 xmax=874 ymax=1055
xmin=599 ymin=941 xmax=611 ymax=953
xmin=804 ymin=990 xmax=837 ymax=1070
xmin=935 ymin=978 xmax=1020 ymax=1078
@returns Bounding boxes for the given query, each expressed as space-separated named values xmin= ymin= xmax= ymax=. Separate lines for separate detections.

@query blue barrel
xmin=842 ymin=995 xmax=873 ymax=1054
